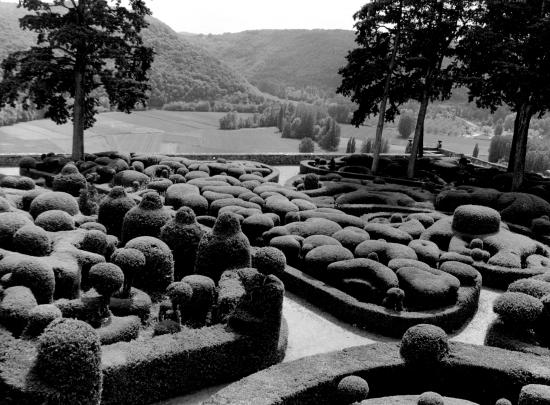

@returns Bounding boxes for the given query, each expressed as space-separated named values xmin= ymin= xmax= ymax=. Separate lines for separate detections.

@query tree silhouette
xmin=0 ymin=0 xmax=154 ymax=161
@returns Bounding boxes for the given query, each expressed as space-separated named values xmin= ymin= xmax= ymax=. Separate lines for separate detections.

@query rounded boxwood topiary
xmin=12 ymin=224 xmax=52 ymax=257
xmin=508 ymin=279 xmax=550 ymax=299
xmin=52 ymin=163 xmax=87 ymax=196
xmin=89 ymin=263 xmax=124 ymax=299
xmin=153 ymin=319 xmax=181 ymax=336
xmin=417 ymin=391 xmax=445 ymax=405
xmin=29 ymin=191 xmax=79 ymax=218
xmin=519 ymin=384 xmax=550 ymax=405
xmin=0 ymin=285 xmax=37 ymax=334
xmin=21 ymin=304 xmax=62 ymax=338
xmin=125 ymin=236 xmax=174 ymax=296
xmin=166 ymin=281 xmax=193 ymax=323
xmin=19 ymin=156 xmax=37 ymax=169
xmin=97 ymin=186 xmax=136 ymax=238
xmin=35 ymin=209 xmax=75 ymax=232
xmin=0 ymin=175 xmax=35 ymax=190
xmin=495 ymin=399 xmax=512 ymax=405
xmin=180 ymin=274 xmax=216 ymax=327
xmin=79 ymin=222 xmax=107 ymax=233
xmin=400 ymin=324 xmax=449 ymax=365
xmin=337 ymin=375 xmax=370 ymax=403
xmin=452 ymin=204 xmax=501 ymax=235
xmin=160 ymin=207 xmax=204 ymax=280
xmin=121 ymin=192 xmax=172 ymax=244
xmin=0 ymin=211 xmax=32 ymax=250
xmin=111 ymin=247 xmax=146 ymax=298
xmin=252 ymin=246 xmax=286 ymax=277
xmin=80 ymin=230 xmax=109 ymax=256
xmin=382 ymin=287 xmax=405 ymax=311
xmin=10 ymin=257 xmax=55 ymax=304
xmin=493 ymin=292 xmax=543 ymax=327
xmin=35 ymin=318 xmax=102 ymax=403
xmin=195 ymin=212 xmax=251 ymax=283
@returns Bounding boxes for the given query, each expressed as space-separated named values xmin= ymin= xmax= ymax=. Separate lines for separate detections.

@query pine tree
xmin=472 ymin=143 xmax=479 ymax=158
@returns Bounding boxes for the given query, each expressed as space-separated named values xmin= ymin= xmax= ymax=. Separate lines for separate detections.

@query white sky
xmin=2 ymin=0 xmax=367 ymax=34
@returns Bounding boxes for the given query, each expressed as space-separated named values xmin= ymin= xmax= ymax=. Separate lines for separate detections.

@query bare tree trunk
xmin=371 ymin=0 xmax=403 ymax=174
xmin=407 ymin=90 xmax=430 ymax=178
xmin=511 ymin=103 xmax=533 ymax=191
xmin=72 ymin=68 xmax=85 ymax=161
xmin=507 ymin=110 xmax=520 ymax=172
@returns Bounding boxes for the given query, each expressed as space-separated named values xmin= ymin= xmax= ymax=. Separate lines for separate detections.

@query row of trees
xmin=339 ymin=0 xmax=550 ymax=190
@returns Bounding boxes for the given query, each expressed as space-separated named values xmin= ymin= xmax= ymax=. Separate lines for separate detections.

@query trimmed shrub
xmin=180 ymin=274 xmax=216 ymax=327
xmin=304 ymin=245 xmax=354 ymax=278
xmin=80 ymin=229 xmax=110 ymax=256
xmin=418 ymin=391 xmax=445 ymax=405
xmin=364 ymin=223 xmax=413 ymax=244
xmin=29 ymin=191 xmax=79 ymax=218
xmin=164 ymin=183 xmax=200 ymax=208
xmin=470 ymin=238 xmax=484 ymax=250
xmin=113 ymin=169 xmax=150 ymax=187
xmin=160 ymin=207 xmax=204 ymax=280
xmin=452 ymin=204 xmax=501 ymax=235
xmin=13 ymin=225 xmax=52 ymax=257
xmin=0 ymin=211 xmax=32 ymax=250
xmin=98 ymin=186 xmax=136 ymax=238
xmin=35 ymin=209 xmax=75 ymax=232
xmin=121 ymin=192 xmax=172 ymax=244
xmin=439 ymin=261 xmax=479 ymax=286
xmin=408 ymin=239 xmax=440 ymax=267
xmin=22 ymin=304 xmax=62 ymax=338
xmin=166 ymin=281 xmax=193 ymax=323
xmin=337 ymin=375 xmax=370 ymax=403
xmin=396 ymin=267 xmax=460 ymax=310
xmin=488 ymin=251 xmax=522 ymax=268
xmin=382 ymin=287 xmax=405 ymax=311
xmin=493 ymin=292 xmax=543 ymax=327
xmin=147 ymin=179 xmax=173 ymax=193
xmin=154 ymin=319 xmax=181 ymax=336
xmin=439 ymin=251 xmax=474 ymax=265
xmin=35 ymin=318 xmax=102 ymax=404
xmin=125 ymin=236 xmax=174 ymax=296
xmin=89 ymin=263 xmax=124 ymax=300
xmin=252 ymin=247 xmax=286 ymax=277
xmin=388 ymin=258 xmax=431 ymax=272
xmin=242 ymin=214 xmax=275 ymax=243
xmin=508 ymin=279 xmax=550 ymax=299
xmin=52 ymin=164 xmax=87 ymax=196
xmin=10 ymin=257 xmax=55 ymax=304
xmin=327 ymin=258 xmax=399 ymax=294
xmin=19 ymin=156 xmax=37 ymax=169
xmin=0 ymin=285 xmax=37 ymax=333
xmin=471 ymin=248 xmax=490 ymax=262
xmin=0 ymin=175 xmax=35 ymax=190
xmin=400 ymin=324 xmax=449 ymax=365
xmin=519 ymin=384 xmax=550 ymax=405
xmin=419 ymin=217 xmax=455 ymax=251
xmin=332 ymin=228 xmax=370 ymax=251
xmin=269 ymin=235 xmax=302 ymax=264
xmin=195 ymin=212 xmax=251 ymax=283
xmin=303 ymin=174 xmax=320 ymax=190
xmin=302 ymin=234 xmax=341 ymax=256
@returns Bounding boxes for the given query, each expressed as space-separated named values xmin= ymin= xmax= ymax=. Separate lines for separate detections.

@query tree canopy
xmin=455 ymin=0 xmax=550 ymax=190
xmin=0 ymin=0 xmax=154 ymax=160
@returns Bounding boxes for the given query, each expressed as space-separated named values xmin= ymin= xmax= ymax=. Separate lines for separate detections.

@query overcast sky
xmin=3 ymin=0 xmax=367 ymax=34
xmin=147 ymin=1 xmax=367 ymax=34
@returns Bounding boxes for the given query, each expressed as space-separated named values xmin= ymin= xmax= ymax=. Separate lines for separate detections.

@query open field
xmin=0 ymin=110 xmax=489 ymax=158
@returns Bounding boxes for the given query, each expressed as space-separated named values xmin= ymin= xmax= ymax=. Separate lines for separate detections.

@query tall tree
xmin=338 ymin=0 xmax=407 ymax=174
xmin=0 ymin=0 xmax=154 ymax=161
xmin=455 ymin=0 xmax=550 ymax=190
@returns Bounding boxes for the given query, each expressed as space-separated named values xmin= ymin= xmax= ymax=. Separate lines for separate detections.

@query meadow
xmin=0 ymin=110 xmax=489 ymax=158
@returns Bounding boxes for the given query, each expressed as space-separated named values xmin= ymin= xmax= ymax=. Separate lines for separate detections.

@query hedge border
xmin=484 ymin=319 xmax=550 ymax=356
xmin=0 ymin=319 xmax=288 ymax=405
xmin=471 ymin=261 xmax=547 ymax=290
xmin=278 ymin=265 xmax=481 ymax=337
xmin=203 ymin=341 xmax=550 ymax=405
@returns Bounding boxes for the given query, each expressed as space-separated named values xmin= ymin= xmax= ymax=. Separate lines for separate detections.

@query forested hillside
xmin=183 ymin=29 xmax=355 ymax=99
xmin=0 ymin=1 xmax=264 ymax=122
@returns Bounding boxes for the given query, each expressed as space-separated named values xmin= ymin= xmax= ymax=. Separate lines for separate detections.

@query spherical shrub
xmin=519 ymin=384 xmax=550 ymax=405
xmin=125 ymin=236 xmax=174 ymax=295
xmin=147 ymin=179 xmax=173 ymax=193
xmin=303 ymin=173 xmax=320 ymax=190
xmin=390 ymin=213 xmax=403 ymax=223
xmin=400 ymin=324 xmax=449 ymax=365
xmin=35 ymin=209 xmax=75 ymax=232
xmin=111 ymin=247 xmax=146 ymax=297
xmin=337 ymin=375 xmax=370 ymax=403
xmin=29 ymin=191 xmax=79 ymax=218
xmin=13 ymin=224 xmax=52 ymax=256
xmin=97 ymin=186 xmax=136 ymax=238
xmin=382 ymin=287 xmax=405 ymax=311
xmin=80 ymin=229 xmax=109 ymax=256
xmin=35 ymin=318 xmax=102 ymax=402
xmin=22 ymin=304 xmax=62 ymax=338
xmin=0 ymin=175 xmax=35 ymax=190
xmin=181 ymin=274 xmax=216 ymax=327
xmin=52 ymin=164 xmax=87 ymax=196
xmin=121 ymin=192 xmax=171 ymax=244
xmin=0 ymin=211 xmax=32 ymax=250
xmin=469 ymin=238 xmax=484 ymax=250
xmin=452 ymin=204 xmax=501 ymax=235
xmin=493 ymin=292 xmax=543 ymax=327
xmin=0 ymin=285 xmax=37 ymax=333
xmin=252 ymin=246 xmax=286 ymax=277
xmin=89 ymin=262 xmax=124 ymax=299
xmin=19 ymin=156 xmax=37 ymax=169
xmin=495 ymin=399 xmax=512 ymax=405
xmin=160 ymin=207 xmax=204 ymax=280
xmin=471 ymin=248 xmax=490 ymax=262
xmin=79 ymin=221 xmax=107 ymax=233
xmin=195 ymin=212 xmax=251 ymax=283
xmin=10 ymin=257 xmax=55 ymax=304
xmin=417 ymin=391 xmax=444 ymax=405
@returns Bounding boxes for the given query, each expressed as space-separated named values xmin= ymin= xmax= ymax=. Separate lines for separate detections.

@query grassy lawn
xmin=0 ymin=110 xmax=490 ymax=158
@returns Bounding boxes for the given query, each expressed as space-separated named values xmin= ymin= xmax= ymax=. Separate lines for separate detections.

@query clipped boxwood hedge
xmin=278 ymin=265 xmax=481 ymax=337
xmin=204 ymin=341 xmax=550 ymax=405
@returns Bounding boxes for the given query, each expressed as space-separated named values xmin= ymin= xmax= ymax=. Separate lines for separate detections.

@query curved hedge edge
xmin=485 ymin=319 xmax=550 ymax=356
xmin=257 ymin=162 xmax=279 ymax=184
xmin=101 ymin=318 xmax=288 ymax=405
xmin=279 ymin=265 xmax=481 ymax=337
xmin=299 ymin=160 xmax=434 ymax=189
xmin=336 ymin=205 xmax=435 ymax=217
xmin=203 ymin=342 xmax=550 ymax=405
xmin=0 ymin=319 xmax=287 ymax=405
xmin=472 ymin=262 xmax=547 ymax=290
